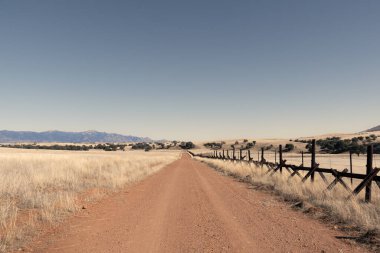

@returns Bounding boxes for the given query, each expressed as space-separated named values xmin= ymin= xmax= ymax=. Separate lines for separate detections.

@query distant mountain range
xmin=0 ymin=130 xmax=152 ymax=143
xmin=367 ymin=125 xmax=380 ymax=132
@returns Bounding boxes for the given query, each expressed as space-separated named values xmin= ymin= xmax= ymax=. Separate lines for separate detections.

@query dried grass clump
xmin=0 ymin=150 xmax=179 ymax=252
xmin=196 ymin=158 xmax=380 ymax=234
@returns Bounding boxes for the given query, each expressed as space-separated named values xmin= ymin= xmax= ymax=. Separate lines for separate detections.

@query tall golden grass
xmin=0 ymin=149 xmax=179 ymax=252
xmin=195 ymin=157 xmax=380 ymax=235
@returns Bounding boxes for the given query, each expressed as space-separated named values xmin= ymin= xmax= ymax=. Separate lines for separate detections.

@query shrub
xmin=204 ymin=142 xmax=222 ymax=149
xmin=245 ymin=143 xmax=255 ymax=149
xmin=1 ymin=144 xmax=91 ymax=151
xmin=179 ymin=142 xmax=195 ymax=149
xmin=132 ymin=142 xmax=151 ymax=150
xmin=312 ymin=137 xmax=378 ymax=154
xmin=264 ymin=145 xmax=273 ymax=151
xmin=284 ymin=143 xmax=295 ymax=152
xmin=370 ymin=134 xmax=377 ymax=141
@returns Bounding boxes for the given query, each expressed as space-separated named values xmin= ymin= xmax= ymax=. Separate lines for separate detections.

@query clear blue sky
xmin=0 ymin=0 xmax=379 ymax=141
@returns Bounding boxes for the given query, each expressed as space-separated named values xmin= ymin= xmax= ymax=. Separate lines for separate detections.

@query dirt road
xmin=33 ymin=154 xmax=366 ymax=252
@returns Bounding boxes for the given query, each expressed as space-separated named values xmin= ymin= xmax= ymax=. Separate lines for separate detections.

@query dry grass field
xmin=192 ymin=132 xmax=380 ymax=236
xmin=0 ymin=148 xmax=179 ymax=252
xmin=195 ymin=157 xmax=380 ymax=237
xmin=194 ymin=131 xmax=380 ymax=174
xmin=1 ymin=131 xmax=378 ymax=252
xmin=194 ymin=131 xmax=380 ymax=150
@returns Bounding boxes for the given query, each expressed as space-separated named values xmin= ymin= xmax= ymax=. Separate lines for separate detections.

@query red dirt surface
xmin=31 ymin=154 xmax=367 ymax=252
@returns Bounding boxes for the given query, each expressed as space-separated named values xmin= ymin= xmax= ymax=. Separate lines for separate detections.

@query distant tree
xmin=204 ymin=142 xmax=222 ymax=149
xmin=306 ymin=143 xmax=312 ymax=153
xmin=179 ymin=142 xmax=195 ymax=149
xmin=374 ymin=143 xmax=380 ymax=154
xmin=245 ymin=142 xmax=255 ymax=149
xmin=264 ymin=144 xmax=273 ymax=151
xmin=351 ymin=137 xmax=359 ymax=143
xmin=284 ymin=143 xmax=295 ymax=152
xmin=132 ymin=142 xmax=151 ymax=150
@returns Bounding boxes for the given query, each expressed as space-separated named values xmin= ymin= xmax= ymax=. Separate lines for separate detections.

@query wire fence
xmin=190 ymin=140 xmax=380 ymax=203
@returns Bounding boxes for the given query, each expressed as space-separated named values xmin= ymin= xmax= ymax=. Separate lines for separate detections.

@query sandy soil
xmin=30 ymin=154 xmax=367 ymax=253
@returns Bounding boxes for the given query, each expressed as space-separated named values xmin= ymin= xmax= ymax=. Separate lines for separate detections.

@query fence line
xmin=189 ymin=140 xmax=380 ymax=203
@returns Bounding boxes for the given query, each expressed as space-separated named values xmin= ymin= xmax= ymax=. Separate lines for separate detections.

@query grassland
xmin=193 ymin=131 xmax=380 ymax=174
xmin=195 ymin=156 xmax=380 ymax=248
xmin=0 ymin=148 xmax=179 ymax=252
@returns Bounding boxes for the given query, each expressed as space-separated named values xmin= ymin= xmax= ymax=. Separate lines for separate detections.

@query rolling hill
xmin=367 ymin=125 xmax=380 ymax=132
xmin=0 ymin=130 xmax=152 ymax=143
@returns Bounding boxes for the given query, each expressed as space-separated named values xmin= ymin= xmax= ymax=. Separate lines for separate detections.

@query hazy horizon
xmin=1 ymin=1 xmax=379 ymax=141
xmin=1 ymin=126 xmax=378 ymax=143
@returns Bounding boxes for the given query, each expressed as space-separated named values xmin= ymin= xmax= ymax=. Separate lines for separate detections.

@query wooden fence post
xmin=311 ymin=139 xmax=316 ymax=182
xmin=301 ymin=151 xmax=304 ymax=166
xmin=248 ymin=150 xmax=251 ymax=161
xmin=261 ymin=147 xmax=264 ymax=162
xmin=233 ymin=147 xmax=236 ymax=160
xmin=279 ymin=145 xmax=283 ymax=173
xmin=365 ymin=145 xmax=374 ymax=202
